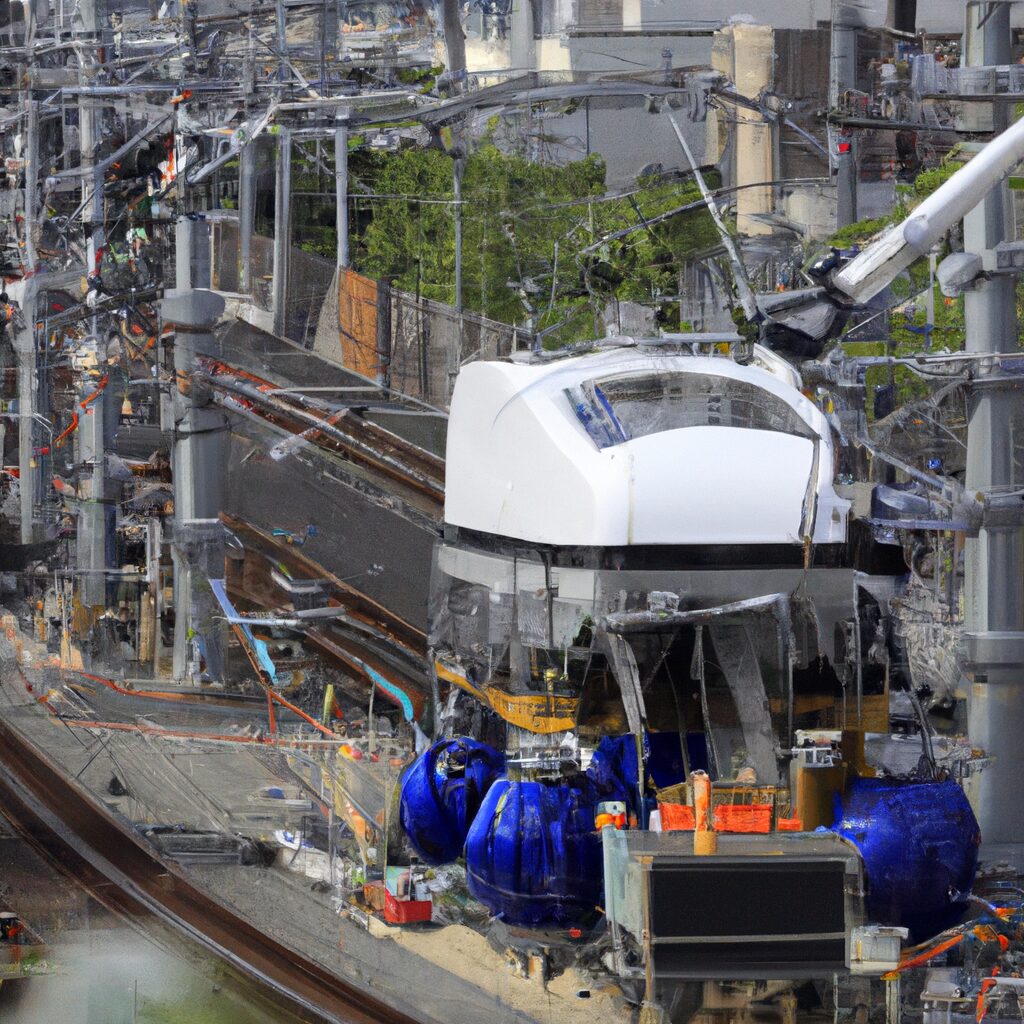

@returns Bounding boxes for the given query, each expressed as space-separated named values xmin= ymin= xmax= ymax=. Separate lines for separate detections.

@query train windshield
xmin=567 ymin=371 xmax=816 ymax=450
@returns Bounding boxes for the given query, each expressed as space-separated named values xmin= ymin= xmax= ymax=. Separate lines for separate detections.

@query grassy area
xmin=137 ymin=976 xmax=289 ymax=1024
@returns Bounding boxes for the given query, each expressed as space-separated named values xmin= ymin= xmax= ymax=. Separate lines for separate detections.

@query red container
xmin=384 ymin=889 xmax=432 ymax=925
xmin=714 ymin=803 xmax=772 ymax=834
xmin=658 ymin=802 xmax=696 ymax=831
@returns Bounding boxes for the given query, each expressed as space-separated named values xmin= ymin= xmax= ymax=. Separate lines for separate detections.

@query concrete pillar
xmin=238 ymin=140 xmax=256 ymax=292
xmin=441 ymin=0 xmax=467 ymax=90
xmin=176 ymin=213 xmax=193 ymax=291
xmin=163 ymin=288 xmax=227 ymax=683
xmin=75 ymin=376 xmax=114 ymax=609
xmin=717 ymin=23 xmax=775 ymax=237
xmin=829 ymin=6 xmax=859 ymax=229
xmin=15 ymin=323 xmax=36 ymax=546
xmin=959 ymin=2 xmax=1024 ymax=848
xmin=23 ymin=99 xmax=38 ymax=272
xmin=510 ymin=0 xmax=534 ymax=74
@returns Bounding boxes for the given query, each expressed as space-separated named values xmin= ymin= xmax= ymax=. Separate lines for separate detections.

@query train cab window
xmin=567 ymin=372 xmax=815 ymax=450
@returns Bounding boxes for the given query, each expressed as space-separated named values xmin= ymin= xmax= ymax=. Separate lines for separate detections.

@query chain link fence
xmin=212 ymin=220 xmax=337 ymax=349
xmin=213 ymin=220 xmax=532 ymax=407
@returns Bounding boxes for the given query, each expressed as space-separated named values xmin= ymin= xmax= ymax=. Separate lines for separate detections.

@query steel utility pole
xmin=165 ymin=287 xmax=228 ymax=683
xmin=453 ymin=156 xmax=463 ymax=314
xmin=238 ymin=18 xmax=258 ymax=295
xmin=829 ymin=0 xmax=858 ymax=227
xmin=276 ymin=0 xmax=288 ymax=85
xmin=16 ymin=97 xmax=39 ymax=545
xmin=238 ymin=141 xmax=256 ymax=293
xmin=272 ymin=127 xmax=292 ymax=337
xmin=15 ymin=24 xmax=40 ymax=546
xmin=335 ymin=120 xmax=349 ymax=269
xmin=960 ymin=0 xmax=1024 ymax=850
xmin=15 ymin=288 xmax=38 ymax=547
xmin=75 ymin=0 xmax=112 ymax=608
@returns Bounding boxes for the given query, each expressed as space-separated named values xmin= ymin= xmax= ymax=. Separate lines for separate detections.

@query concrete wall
xmin=470 ymin=0 xmax=1024 ymax=78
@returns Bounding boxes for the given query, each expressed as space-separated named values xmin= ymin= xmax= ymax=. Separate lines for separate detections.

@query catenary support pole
xmin=15 ymin=305 xmax=36 ymax=547
xmin=272 ymin=127 xmax=292 ymax=337
xmin=165 ymin=287 xmax=228 ymax=683
xmin=76 ymin=0 xmax=111 ymax=606
xmin=960 ymin=1 xmax=1024 ymax=849
xmin=453 ymin=156 xmax=463 ymax=314
xmin=335 ymin=122 xmax=349 ymax=269
xmin=238 ymin=140 xmax=256 ymax=292
xmin=829 ymin=0 xmax=858 ymax=227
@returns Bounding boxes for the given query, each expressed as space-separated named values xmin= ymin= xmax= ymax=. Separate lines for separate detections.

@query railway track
xmin=0 ymin=354 xmax=451 ymax=1024
xmin=0 ymin=713 xmax=426 ymax=1024
xmin=200 ymin=357 xmax=445 ymax=514
xmin=221 ymin=513 xmax=430 ymax=720
xmin=223 ymin=513 xmax=427 ymax=657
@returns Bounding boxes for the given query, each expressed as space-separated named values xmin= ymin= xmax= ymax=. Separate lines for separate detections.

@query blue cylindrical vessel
xmin=832 ymin=777 xmax=981 ymax=941
xmin=399 ymin=737 xmax=505 ymax=865
xmin=464 ymin=778 xmax=603 ymax=928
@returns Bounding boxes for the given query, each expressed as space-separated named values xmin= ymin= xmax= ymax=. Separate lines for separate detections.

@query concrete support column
xmin=238 ymin=140 xmax=256 ymax=292
xmin=510 ymin=0 xmax=534 ymax=75
xmin=732 ymin=23 xmax=775 ymax=236
xmin=164 ymin=288 xmax=227 ymax=684
xmin=23 ymin=99 xmax=38 ymax=272
xmin=75 ymin=377 xmax=113 ymax=609
xmin=15 ymin=324 xmax=36 ymax=546
xmin=829 ymin=18 xmax=858 ymax=228
xmin=441 ymin=0 xmax=467 ymax=90
xmin=271 ymin=127 xmax=291 ymax=338
xmin=959 ymin=0 xmax=1024 ymax=847
xmin=176 ymin=213 xmax=193 ymax=292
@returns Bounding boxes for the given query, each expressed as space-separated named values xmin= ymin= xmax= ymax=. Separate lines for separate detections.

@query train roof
xmin=444 ymin=341 xmax=849 ymax=548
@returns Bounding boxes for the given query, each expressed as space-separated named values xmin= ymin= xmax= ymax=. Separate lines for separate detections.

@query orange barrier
xmin=658 ymin=803 xmax=696 ymax=831
xmin=713 ymin=803 xmax=772 ymax=834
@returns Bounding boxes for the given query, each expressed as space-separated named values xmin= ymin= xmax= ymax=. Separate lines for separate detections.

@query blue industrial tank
xmin=464 ymin=778 xmax=604 ymax=928
xmin=832 ymin=776 xmax=981 ymax=941
xmin=399 ymin=737 xmax=505 ymax=865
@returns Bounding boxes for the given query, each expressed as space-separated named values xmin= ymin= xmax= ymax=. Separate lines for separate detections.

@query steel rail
xmin=203 ymin=361 xmax=444 ymax=510
xmin=221 ymin=513 xmax=427 ymax=655
xmin=0 ymin=712 xmax=426 ymax=1024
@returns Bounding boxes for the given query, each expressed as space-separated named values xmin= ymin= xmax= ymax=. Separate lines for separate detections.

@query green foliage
xmin=396 ymin=64 xmax=444 ymax=92
xmin=827 ymin=155 xmax=961 ymax=251
xmin=346 ymin=145 xmax=719 ymax=339
xmin=828 ymin=213 xmax=898 ymax=249
xmin=912 ymin=158 xmax=961 ymax=198
xmin=845 ymin=285 xmax=966 ymax=417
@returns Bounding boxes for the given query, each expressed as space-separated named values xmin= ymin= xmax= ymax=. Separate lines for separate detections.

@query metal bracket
xmin=963 ymin=631 xmax=1024 ymax=671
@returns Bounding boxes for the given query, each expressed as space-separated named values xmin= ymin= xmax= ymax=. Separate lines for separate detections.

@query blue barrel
xmin=464 ymin=778 xmax=603 ymax=928
xmin=832 ymin=777 xmax=981 ymax=941
xmin=399 ymin=737 xmax=505 ymax=865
